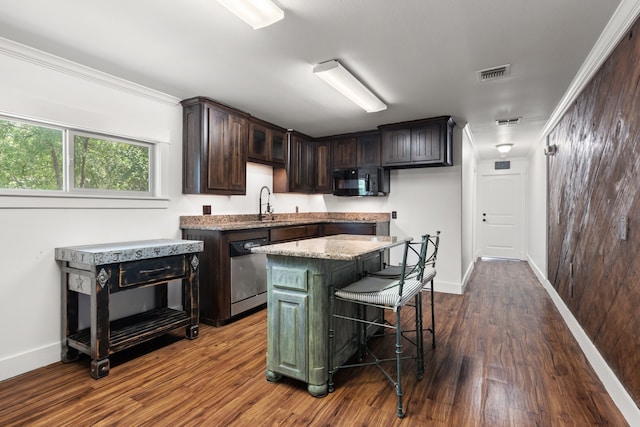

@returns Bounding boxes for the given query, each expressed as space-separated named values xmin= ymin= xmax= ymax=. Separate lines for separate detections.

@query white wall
xmin=0 ymin=38 xmax=465 ymax=381
xmin=526 ymin=143 xmax=548 ymax=276
xmin=461 ymin=126 xmax=477 ymax=289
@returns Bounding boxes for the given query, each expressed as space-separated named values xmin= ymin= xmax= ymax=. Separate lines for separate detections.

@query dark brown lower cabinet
xmin=182 ymin=222 xmax=386 ymax=326
xmin=322 ymin=222 xmax=378 ymax=236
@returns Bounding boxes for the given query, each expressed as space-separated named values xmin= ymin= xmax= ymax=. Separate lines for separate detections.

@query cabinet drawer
xmin=270 ymin=225 xmax=308 ymax=243
xmin=306 ymin=224 xmax=321 ymax=238
xmin=323 ymin=222 xmax=376 ymax=236
xmin=118 ymin=255 xmax=186 ymax=288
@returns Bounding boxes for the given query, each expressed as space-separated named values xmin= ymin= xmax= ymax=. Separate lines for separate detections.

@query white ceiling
xmin=0 ymin=0 xmax=622 ymax=159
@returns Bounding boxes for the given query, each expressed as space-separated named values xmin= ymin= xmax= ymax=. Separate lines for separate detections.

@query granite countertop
xmin=55 ymin=239 xmax=204 ymax=265
xmin=180 ymin=212 xmax=390 ymax=231
xmin=250 ymin=234 xmax=410 ymax=261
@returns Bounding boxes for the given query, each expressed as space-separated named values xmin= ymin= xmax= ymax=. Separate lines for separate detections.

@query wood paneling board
xmin=548 ymin=19 xmax=640 ymax=407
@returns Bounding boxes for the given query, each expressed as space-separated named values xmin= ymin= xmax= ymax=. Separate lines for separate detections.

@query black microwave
xmin=332 ymin=167 xmax=390 ymax=197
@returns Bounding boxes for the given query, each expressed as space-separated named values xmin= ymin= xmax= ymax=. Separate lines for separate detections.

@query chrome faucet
xmin=259 ymin=185 xmax=271 ymax=221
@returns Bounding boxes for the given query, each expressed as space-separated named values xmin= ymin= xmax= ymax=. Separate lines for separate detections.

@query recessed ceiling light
xmin=496 ymin=143 xmax=514 ymax=153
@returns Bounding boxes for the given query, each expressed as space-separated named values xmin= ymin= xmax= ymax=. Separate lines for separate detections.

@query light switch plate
xmin=620 ymin=216 xmax=627 ymax=240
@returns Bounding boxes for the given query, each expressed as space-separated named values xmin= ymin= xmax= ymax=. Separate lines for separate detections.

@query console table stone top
xmin=251 ymin=234 xmax=410 ymax=261
xmin=55 ymin=239 xmax=204 ymax=266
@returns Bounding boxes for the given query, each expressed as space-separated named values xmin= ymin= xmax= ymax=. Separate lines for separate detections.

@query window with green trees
xmin=0 ymin=115 xmax=153 ymax=195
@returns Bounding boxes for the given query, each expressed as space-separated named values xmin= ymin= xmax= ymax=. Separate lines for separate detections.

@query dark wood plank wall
xmin=548 ymin=17 xmax=640 ymax=407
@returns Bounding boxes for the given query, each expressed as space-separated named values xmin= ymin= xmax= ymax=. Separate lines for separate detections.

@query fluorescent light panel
xmin=216 ymin=0 xmax=284 ymax=29
xmin=313 ymin=60 xmax=387 ymax=113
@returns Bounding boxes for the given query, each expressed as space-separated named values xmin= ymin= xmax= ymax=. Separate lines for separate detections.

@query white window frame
xmin=0 ymin=114 xmax=167 ymax=209
xmin=67 ymin=129 xmax=155 ymax=197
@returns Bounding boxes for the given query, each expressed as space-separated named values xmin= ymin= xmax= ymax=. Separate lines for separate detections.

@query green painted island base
xmin=264 ymin=253 xmax=383 ymax=397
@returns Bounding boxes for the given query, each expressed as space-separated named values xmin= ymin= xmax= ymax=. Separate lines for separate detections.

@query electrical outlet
xmin=391 ymin=211 xmax=397 ymax=219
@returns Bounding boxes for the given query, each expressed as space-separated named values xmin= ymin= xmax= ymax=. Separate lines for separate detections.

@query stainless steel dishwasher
xmin=229 ymin=235 xmax=269 ymax=316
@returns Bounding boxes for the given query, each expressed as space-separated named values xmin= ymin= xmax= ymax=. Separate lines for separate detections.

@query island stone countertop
xmin=179 ymin=212 xmax=390 ymax=231
xmin=251 ymin=234 xmax=410 ymax=261
xmin=55 ymin=239 xmax=204 ymax=265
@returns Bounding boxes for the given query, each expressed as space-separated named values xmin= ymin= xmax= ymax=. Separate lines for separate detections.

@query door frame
xmin=474 ymin=159 xmax=527 ymax=260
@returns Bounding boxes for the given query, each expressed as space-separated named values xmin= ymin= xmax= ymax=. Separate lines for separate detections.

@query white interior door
xmin=477 ymin=171 xmax=525 ymax=260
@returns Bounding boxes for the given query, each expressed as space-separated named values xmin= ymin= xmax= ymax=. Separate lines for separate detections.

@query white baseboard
xmin=461 ymin=259 xmax=475 ymax=293
xmin=527 ymin=255 xmax=640 ymax=425
xmin=0 ymin=342 xmax=60 ymax=382
xmin=434 ymin=279 xmax=464 ymax=295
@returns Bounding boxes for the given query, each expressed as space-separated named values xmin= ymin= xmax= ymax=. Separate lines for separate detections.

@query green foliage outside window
xmin=0 ymin=116 xmax=152 ymax=194
xmin=73 ymin=135 xmax=149 ymax=192
xmin=0 ymin=118 xmax=63 ymax=190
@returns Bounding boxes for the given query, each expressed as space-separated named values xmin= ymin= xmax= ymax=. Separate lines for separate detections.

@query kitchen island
xmin=251 ymin=234 xmax=409 ymax=396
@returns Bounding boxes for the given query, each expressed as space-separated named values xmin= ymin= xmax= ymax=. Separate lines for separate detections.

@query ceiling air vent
xmin=496 ymin=117 xmax=521 ymax=126
xmin=477 ymin=64 xmax=511 ymax=82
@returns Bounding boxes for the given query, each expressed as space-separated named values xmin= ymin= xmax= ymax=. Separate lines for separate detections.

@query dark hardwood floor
xmin=0 ymin=260 xmax=628 ymax=426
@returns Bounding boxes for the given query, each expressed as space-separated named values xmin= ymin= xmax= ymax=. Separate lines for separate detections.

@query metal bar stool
xmin=327 ymin=235 xmax=430 ymax=418
xmin=368 ymin=231 xmax=440 ymax=349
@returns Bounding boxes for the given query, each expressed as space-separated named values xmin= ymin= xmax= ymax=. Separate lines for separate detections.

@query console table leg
xmin=61 ymin=344 xmax=79 ymax=363
xmin=186 ymin=324 xmax=199 ymax=339
xmin=91 ymin=358 xmax=110 ymax=379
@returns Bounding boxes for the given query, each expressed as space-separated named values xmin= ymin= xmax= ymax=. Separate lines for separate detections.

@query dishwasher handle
xmin=230 ymin=237 xmax=269 ymax=257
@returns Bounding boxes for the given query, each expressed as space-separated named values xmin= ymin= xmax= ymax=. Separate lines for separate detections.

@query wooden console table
xmin=55 ymin=239 xmax=203 ymax=379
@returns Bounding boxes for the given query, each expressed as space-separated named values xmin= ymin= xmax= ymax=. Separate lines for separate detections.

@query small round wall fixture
xmin=496 ymin=143 xmax=513 ymax=154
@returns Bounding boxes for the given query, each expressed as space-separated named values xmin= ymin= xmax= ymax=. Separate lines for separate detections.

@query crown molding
xmin=534 ymin=0 xmax=640 ymax=152
xmin=0 ymin=36 xmax=180 ymax=105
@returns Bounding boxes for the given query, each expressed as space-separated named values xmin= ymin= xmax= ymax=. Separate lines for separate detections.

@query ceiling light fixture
xmin=216 ymin=0 xmax=284 ymax=29
xmin=313 ymin=60 xmax=387 ymax=113
xmin=496 ymin=143 xmax=514 ymax=154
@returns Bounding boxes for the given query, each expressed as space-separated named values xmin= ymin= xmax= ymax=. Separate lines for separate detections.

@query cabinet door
xmin=356 ymin=133 xmax=381 ymax=167
xmin=332 ymin=137 xmax=356 ymax=169
xmin=269 ymin=289 xmax=308 ymax=381
xmin=314 ymin=140 xmax=332 ymax=193
xmin=248 ymin=122 xmax=269 ymax=162
xmin=381 ymin=128 xmax=411 ymax=165
xmin=206 ymin=106 xmax=230 ymax=192
xmin=411 ymin=123 xmax=442 ymax=163
xmin=289 ymin=135 xmax=313 ymax=192
xmin=227 ymin=113 xmax=248 ymax=194
xmin=271 ymin=130 xmax=286 ymax=166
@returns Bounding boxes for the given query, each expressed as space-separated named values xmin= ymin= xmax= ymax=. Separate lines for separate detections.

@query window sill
xmin=0 ymin=192 xmax=170 ymax=209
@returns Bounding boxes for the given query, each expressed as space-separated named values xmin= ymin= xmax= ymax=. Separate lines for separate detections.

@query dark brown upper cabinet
xmin=356 ymin=131 xmax=381 ymax=167
xmin=380 ymin=116 xmax=454 ymax=168
xmin=332 ymin=136 xmax=357 ymax=169
xmin=181 ymin=97 xmax=248 ymax=195
xmin=273 ymin=132 xmax=332 ymax=194
xmin=315 ymin=138 xmax=332 ymax=193
xmin=248 ymin=117 xmax=287 ymax=167
xmin=332 ymin=131 xmax=381 ymax=170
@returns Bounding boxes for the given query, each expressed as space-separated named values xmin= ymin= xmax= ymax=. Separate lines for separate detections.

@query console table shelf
xmin=56 ymin=239 xmax=203 ymax=379
xmin=68 ymin=307 xmax=192 ymax=355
